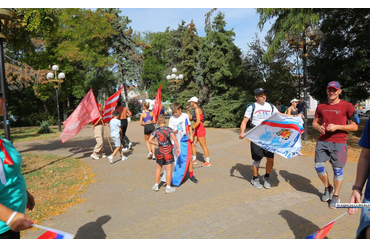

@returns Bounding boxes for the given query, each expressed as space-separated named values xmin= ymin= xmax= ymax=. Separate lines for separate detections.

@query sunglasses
xmin=257 ymin=93 xmax=266 ymax=97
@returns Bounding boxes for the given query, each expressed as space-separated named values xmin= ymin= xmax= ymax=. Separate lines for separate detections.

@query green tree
xmin=3 ymin=8 xmax=60 ymax=125
xmin=308 ymin=9 xmax=370 ymax=103
xmin=194 ymin=10 xmax=250 ymax=127
xmin=141 ymin=32 xmax=169 ymax=100
xmin=196 ymin=11 xmax=243 ymax=103
xmin=256 ymin=8 xmax=320 ymax=62
xmin=104 ymin=8 xmax=146 ymax=102
xmin=179 ymin=20 xmax=200 ymax=93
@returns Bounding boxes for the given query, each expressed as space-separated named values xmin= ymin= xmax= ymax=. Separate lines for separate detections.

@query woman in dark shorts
xmin=140 ymin=102 xmax=156 ymax=159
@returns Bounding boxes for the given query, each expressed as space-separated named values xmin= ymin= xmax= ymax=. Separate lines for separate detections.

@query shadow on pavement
xmin=74 ymin=215 xmax=111 ymax=239
xmin=230 ymin=163 xmax=280 ymax=187
xmin=279 ymin=170 xmax=321 ymax=198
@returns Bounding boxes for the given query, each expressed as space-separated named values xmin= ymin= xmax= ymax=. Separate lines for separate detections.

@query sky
xmin=119 ymin=8 xmax=272 ymax=54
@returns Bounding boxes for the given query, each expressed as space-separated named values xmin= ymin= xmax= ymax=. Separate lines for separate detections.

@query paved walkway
xmin=17 ymin=121 xmax=360 ymax=239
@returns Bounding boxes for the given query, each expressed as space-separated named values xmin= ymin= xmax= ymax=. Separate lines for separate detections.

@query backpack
xmin=246 ymin=102 xmax=274 ymax=128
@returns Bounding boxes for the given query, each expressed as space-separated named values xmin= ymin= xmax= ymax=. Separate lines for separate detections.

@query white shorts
xmin=112 ymin=136 xmax=121 ymax=148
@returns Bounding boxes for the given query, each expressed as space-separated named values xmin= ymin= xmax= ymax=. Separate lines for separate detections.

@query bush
xmin=37 ymin=121 xmax=52 ymax=134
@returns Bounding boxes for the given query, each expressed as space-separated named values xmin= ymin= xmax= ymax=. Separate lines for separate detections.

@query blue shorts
xmin=356 ymin=197 xmax=370 ymax=238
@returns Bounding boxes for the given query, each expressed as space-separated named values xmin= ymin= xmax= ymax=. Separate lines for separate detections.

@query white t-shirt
xmin=244 ymin=102 xmax=278 ymax=127
xmin=109 ymin=118 xmax=121 ymax=138
xmin=168 ymin=113 xmax=191 ymax=144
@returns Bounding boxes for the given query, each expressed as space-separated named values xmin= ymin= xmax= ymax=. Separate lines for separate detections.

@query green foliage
xmin=128 ymin=99 xmax=142 ymax=117
xmin=11 ymin=8 xmax=369 ymax=130
xmin=308 ymin=9 xmax=370 ymax=103
xmin=14 ymin=8 xmax=58 ymax=37
xmin=203 ymin=88 xmax=253 ymax=128
xmin=180 ymin=20 xmax=200 ymax=92
xmin=256 ymin=8 xmax=320 ymax=62
xmin=141 ymin=32 xmax=168 ymax=94
xmin=197 ymin=12 xmax=243 ymax=103
xmin=37 ymin=121 xmax=52 ymax=134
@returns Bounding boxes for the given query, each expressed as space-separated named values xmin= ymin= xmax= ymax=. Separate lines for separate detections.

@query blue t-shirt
xmin=0 ymin=136 xmax=27 ymax=234
xmin=358 ymin=117 xmax=370 ymax=200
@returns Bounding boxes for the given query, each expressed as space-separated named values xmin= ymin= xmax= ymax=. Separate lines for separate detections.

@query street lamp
xmin=0 ymin=8 xmax=16 ymax=141
xmin=286 ymin=25 xmax=323 ymax=141
xmin=46 ymin=65 xmax=65 ymax=132
xmin=166 ymin=67 xmax=183 ymax=102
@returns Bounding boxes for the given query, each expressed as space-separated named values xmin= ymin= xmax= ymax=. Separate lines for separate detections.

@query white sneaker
xmin=108 ymin=156 xmax=114 ymax=164
xmin=165 ymin=187 xmax=176 ymax=194
xmin=99 ymin=153 xmax=107 ymax=158
xmin=90 ymin=153 xmax=99 ymax=160
xmin=122 ymin=147 xmax=128 ymax=152
xmin=152 ymin=184 xmax=159 ymax=191
xmin=128 ymin=142 xmax=132 ymax=150
xmin=152 ymin=155 xmax=156 ymax=160
xmin=147 ymin=152 xmax=153 ymax=159
xmin=122 ymin=156 xmax=128 ymax=161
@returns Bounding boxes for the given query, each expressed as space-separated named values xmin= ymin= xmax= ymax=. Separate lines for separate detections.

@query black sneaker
xmin=189 ymin=176 xmax=199 ymax=183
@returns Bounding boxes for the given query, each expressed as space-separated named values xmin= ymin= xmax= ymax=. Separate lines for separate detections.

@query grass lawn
xmin=21 ymin=153 xmax=95 ymax=237
xmin=0 ymin=126 xmax=95 ymax=236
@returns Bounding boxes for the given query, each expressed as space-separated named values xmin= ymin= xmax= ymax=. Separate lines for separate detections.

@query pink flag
xmin=102 ymin=86 xmax=123 ymax=123
xmin=60 ymin=89 xmax=100 ymax=143
xmin=152 ymin=85 xmax=162 ymax=124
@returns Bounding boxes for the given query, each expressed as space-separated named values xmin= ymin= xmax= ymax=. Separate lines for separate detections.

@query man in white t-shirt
xmin=239 ymin=88 xmax=279 ymax=189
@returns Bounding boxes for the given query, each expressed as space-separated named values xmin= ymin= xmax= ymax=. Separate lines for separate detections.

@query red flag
xmin=316 ymin=221 xmax=334 ymax=239
xmin=60 ymin=89 xmax=100 ymax=143
xmin=102 ymin=86 xmax=123 ymax=123
xmin=152 ymin=85 xmax=162 ymax=123
xmin=305 ymin=212 xmax=347 ymax=239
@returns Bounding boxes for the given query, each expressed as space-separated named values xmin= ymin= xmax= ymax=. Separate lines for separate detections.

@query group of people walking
xmin=90 ymin=96 xmax=211 ymax=194
xmin=87 ymin=81 xmax=369 ymax=238
xmin=1 ymin=80 xmax=370 ymax=238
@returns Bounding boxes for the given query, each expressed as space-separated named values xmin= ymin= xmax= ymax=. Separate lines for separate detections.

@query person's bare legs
xmin=266 ymin=157 xmax=274 ymax=174
xmin=155 ymin=164 xmax=162 ymax=184
xmin=166 ymin=164 xmax=172 ymax=187
xmin=318 ymin=172 xmax=331 ymax=188
xmin=198 ymin=136 xmax=209 ymax=158
xmin=144 ymin=134 xmax=151 ymax=153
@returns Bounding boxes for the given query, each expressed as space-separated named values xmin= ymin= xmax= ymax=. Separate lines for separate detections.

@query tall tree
xmin=256 ymin=8 xmax=320 ymax=62
xmin=179 ymin=19 xmax=200 ymax=92
xmin=104 ymin=8 xmax=147 ymax=102
xmin=141 ymin=31 xmax=169 ymax=100
xmin=308 ymin=8 xmax=370 ymax=103
xmin=196 ymin=11 xmax=243 ymax=103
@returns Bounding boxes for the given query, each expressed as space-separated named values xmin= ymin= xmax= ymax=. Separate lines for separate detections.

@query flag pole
xmin=322 ymin=212 xmax=348 ymax=228
xmin=101 ymin=119 xmax=113 ymax=152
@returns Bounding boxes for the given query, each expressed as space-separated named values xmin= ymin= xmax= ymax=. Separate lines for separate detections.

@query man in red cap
xmin=312 ymin=81 xmax=358 ymax=209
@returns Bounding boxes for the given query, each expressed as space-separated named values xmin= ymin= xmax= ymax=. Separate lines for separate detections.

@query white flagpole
xmin=322 ymin=212 xmax=348 ymax=228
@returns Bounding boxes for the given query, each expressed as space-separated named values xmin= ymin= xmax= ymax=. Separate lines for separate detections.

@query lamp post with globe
xmin=166 ymin=67 xmax=183 ymax=102
xmin=286 ymin=25 xmax=323 ymax=141
xmin=46 ymin=65 xmax=65 ymax=132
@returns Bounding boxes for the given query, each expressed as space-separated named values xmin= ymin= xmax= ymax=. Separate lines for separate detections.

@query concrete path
xmin=16 ymin=121 xmax=361 ymax=239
